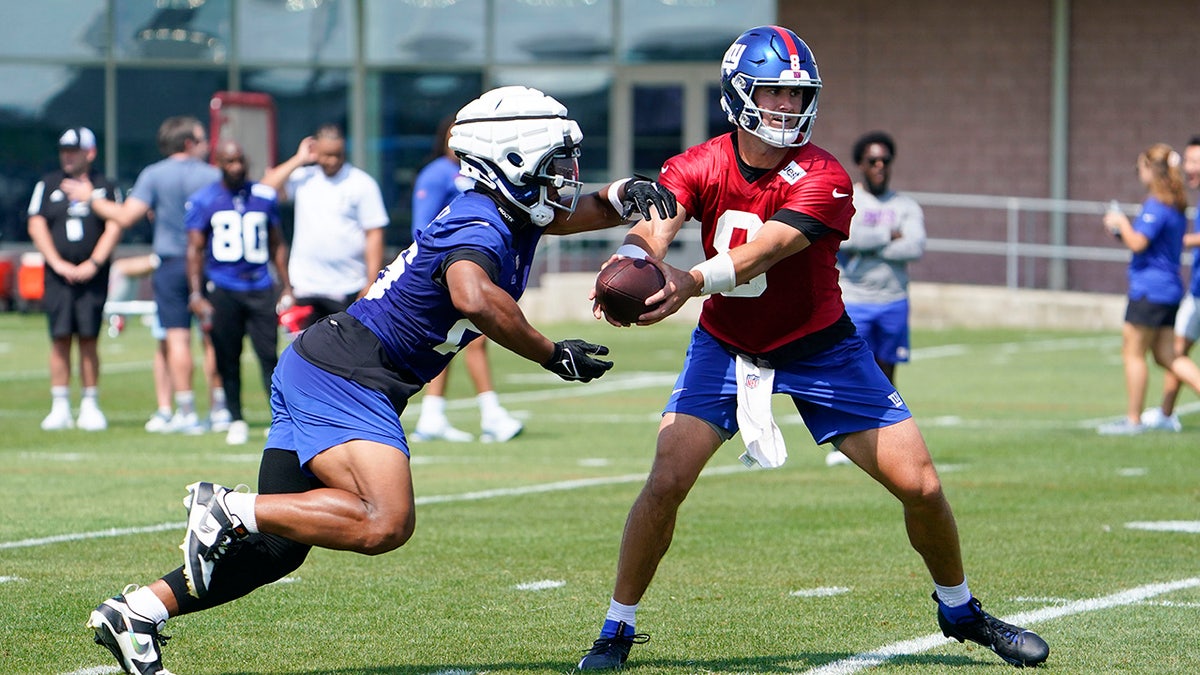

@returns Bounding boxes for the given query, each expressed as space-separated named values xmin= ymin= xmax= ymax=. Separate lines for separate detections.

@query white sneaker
xmin=480 ymin=410 xmax=524 ymax=443
xmin=1140 ymin=407 xmax=1182 ymax=432
xmin=166 ymin=411 xmax=207 ymax=435
xmin=41 ymin=406 xmax=74 ymax=431
xmin=76 ymin=402 xmax=108 ymax=431
xmin=1097 ymin=418 xmax=1146 ymax=436
xmin=144 ymin=410 xmax=173 ymax=433
xmin=825 ymin=450 xmax=853 ymax=466
xmin=225 ymin=420 xmax=250 ymax=445
xmin=411 ymin=418 xmax=474 ymax=442
xmin=209 ymin=407 xmax=233 ymax=433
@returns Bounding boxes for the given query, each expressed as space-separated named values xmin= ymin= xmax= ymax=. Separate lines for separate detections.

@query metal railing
xmin=536 ymin=190 xmax=1195 ymax=292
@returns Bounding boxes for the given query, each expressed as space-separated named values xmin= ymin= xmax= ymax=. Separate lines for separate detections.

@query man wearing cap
xmin=27 ymin=127 xmax=123 ymax=430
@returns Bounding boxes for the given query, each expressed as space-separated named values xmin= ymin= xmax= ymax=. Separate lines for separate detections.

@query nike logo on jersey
xmin=832 ymin=189 xmax=850 ymax=198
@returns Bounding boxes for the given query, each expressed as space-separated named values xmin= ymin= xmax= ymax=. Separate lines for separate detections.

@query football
xmin=595 ymin=257 xmax=666 ymax=325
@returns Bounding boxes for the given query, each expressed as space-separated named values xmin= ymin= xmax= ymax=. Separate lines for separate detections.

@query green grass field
xmin=2 ymin=311 xmax=1198 ymax=674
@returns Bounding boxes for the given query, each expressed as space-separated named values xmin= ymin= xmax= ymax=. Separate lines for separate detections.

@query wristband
xmin=189 ymin=291 xmax=205 ymax=303
xmin=89 ymin=258 xmax=103 ymax=267
xmin=606 ymin=178 xmax=632 ymax=217
xmin=148 ymin=253 xmax=161 ymax=269
xmin=690 ymin=252 xmax=737 ymax=295
xmin=615 ymin=244 xmax=649 ymax=260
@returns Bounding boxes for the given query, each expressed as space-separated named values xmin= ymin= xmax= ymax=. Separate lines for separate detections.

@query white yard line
xmin=0 ymin=465 xmax=745 ymax=551
xmin=799 ymin=577 xmax=1200 ymax=675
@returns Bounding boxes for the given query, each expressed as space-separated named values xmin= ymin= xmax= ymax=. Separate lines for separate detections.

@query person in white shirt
xmin=263 ymin=124 xmax=389 ymax=327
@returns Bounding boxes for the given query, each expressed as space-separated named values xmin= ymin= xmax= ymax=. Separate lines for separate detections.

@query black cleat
xmin=935 ymin=594 xmax=1049 ymax=668
xmin=577 ymin=621 xmax=650 ymax=670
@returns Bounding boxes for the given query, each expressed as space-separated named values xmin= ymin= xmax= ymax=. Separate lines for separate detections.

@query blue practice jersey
xmin=1128 ymin=197 xmax=1186 ymax=305
xmin=350 ymin=191 xmax=543 ymax=382
xmin=411 ymin=156 xmax=473 ymax=239
xmin=185 ymin=181 xmax=281 ymax=292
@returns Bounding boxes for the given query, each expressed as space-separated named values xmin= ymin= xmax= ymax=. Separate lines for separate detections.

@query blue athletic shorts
xmin=152 ymin=256 xmax=191 ymax=329
xmin=664 ymin=327 xmax=911 ymax=445
xmin=843 ymin=298 xmax=911 ymax=365
xmin=266 ymin=346 xmax=409 ymax=474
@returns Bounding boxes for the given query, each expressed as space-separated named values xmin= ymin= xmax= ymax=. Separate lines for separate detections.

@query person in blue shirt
xmin=1099 ymin=142 xmax=1200 ymax=435
xmin=185 ymin=140 xmax=292 ymax=445
xmin=85 ymin=85 xmax=677 ymax=675
xmin=410 ymin=115 xmax=524 ymax=443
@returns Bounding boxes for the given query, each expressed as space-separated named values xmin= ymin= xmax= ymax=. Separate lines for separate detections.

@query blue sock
xmin=600 ymin=619 xmax=634 ymax=638
xmin=939 ymin=597 xmax=978 ymax=624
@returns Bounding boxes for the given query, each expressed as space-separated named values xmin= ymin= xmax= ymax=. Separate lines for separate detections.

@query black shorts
xmin=44 ymin=275 xmax=107 ymax=339
xmin=1125 ymin=297 xmax=1178 ymax=328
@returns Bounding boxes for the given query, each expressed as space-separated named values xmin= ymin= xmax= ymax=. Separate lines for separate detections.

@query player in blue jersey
xmin=186 ymin=140 xmax=292 ymax=445
xmin=86 ymin=85 xmax=677 ymax=675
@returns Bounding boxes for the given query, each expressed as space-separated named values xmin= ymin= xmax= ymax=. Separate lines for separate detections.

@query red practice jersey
xmin=658 ymin=133 xmax=855 ymax=355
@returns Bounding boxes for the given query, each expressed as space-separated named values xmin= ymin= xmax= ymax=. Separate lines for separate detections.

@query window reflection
xmin=0 ymin=1 xmax=108 ymax=59
xmin=114 ymin=0 xmax=231 ymax=62
xmin=364 ymin=0 xmax=485 ymax=64
xmin=238 ymin=0 xmax=354 ymax=64
xmin=620 ymin=0 xmax=772 ymax=62
xmin=492 ymin=0 xmax=612 ymax=63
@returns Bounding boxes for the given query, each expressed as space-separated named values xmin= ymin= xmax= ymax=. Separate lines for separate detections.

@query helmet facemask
xmin=722 ymin=74 xmax=821 ymax=149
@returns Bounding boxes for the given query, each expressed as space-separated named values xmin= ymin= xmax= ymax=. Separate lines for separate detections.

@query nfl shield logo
xmin=745 ymin=374 xmax=760 ymax=389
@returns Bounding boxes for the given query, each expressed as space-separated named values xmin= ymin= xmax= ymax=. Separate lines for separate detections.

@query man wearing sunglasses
xmin=830 ymin=131 xmax=927 ymax=466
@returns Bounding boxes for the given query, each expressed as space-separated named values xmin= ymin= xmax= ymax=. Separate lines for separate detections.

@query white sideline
xmin=799 ymin=577 xmax=1200 ymax=675
xmin=0 ymin=465 xmax=746 ymax=551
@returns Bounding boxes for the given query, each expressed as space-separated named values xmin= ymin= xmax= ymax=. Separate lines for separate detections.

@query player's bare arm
xmin=444 ymin=258 xmax=556 ymax=365
xmin=547 ymin=177 xmax=676 ymax=236
xmin=185 ymin=228 xmax=214 ymax=329
xmin=260 ymin=136 xmax=316 ymax=197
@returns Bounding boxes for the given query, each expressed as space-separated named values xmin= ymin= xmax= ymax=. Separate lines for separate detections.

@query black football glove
xmin=543 ymin=339 xmax=613 ymax=383
xmin=622 ymin=174 xmax=678 ymax=221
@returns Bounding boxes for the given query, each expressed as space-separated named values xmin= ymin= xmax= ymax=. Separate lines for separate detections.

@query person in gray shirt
xmin=64 ymin=115 xmax=225 ymax=434
xmin=829 ymin=132 xmax=926 ymax=466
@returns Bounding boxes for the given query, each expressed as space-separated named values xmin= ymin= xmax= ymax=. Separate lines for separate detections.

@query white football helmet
xmin=449 ymin=86 xmax=583 ymax=226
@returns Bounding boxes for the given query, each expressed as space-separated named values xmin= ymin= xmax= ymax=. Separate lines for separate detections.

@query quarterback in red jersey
xmin=577 ymin=25 xmax=1049 ymax=671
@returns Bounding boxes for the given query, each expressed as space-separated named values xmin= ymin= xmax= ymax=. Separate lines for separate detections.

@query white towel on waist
xmin=735 ymin=355 xmax=787 ymax=468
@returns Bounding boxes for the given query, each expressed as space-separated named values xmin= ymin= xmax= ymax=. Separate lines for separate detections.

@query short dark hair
xmin=1187 ymin=135 xmax=1200 ymax=149
xmin=313 ymin=123 xmax=344 ymax=141
xmin=157 ymin=115 xmax=202 ymax=156
xmin=852 ymin=131 xmax=896 ymax=164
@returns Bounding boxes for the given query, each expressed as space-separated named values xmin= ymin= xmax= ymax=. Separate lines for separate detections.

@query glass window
xmin=633 ymin=84 xmax=681 ymax=176
xmin=364 ymin=0 xmax=486 ymax=65
xmin=115 ymin=67 xmax=229 ymax=243
xmin=620 ymin=0 xmax=774 ymax=62
xmin=0 ymin=0 xmax=107 ymax=59
xmin=113 ymin=0 xmax=232 ymax=62
xmin=0 ymin=64 xmax=107 ymax=245
xmin=374 ymin=71 xmax=483 ymax=246
xmin=492 ymin=68 xmax=611 ymax=182
xmin=707 ymin=82 xmax=731 ymax=139
xmin=241 ymin=67 xmax=351 ymax=151
xmin=238 ymin=0 xmax=355 ymax=64
xmin=492 ymin=0 xmax=613 ymax=64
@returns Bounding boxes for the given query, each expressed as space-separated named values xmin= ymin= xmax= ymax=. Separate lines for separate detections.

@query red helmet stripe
xmin=769 ymin=25 xmax=799 ymax=61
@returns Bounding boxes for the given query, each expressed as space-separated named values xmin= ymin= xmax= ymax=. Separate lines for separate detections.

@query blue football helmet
xmin=720 ymin=25 xmax=821 ymax=148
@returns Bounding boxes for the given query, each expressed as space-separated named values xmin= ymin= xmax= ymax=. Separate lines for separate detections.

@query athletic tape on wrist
xmin=691 ymin=252 xmax=736 ymax=295
xmin=615 ymin=244 xmax=649 ymax=260
xmin=607 ymin=178 xmax=632 ymax=217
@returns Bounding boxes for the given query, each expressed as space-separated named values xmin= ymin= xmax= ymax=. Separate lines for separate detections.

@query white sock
xmin=605 ymin=598 xmax=638 ymax=625
xmin=175 ymin=391 xmax=196 ymax=416
xmin=81 ymin=387 xmax=99 ymax=407
xmin=211 ymin=386 xmax=227 ymax=410
xmin=934 ymin=579 xmax=971 ymax=607
xmin=477 ymin=391 xmax=502 ymax=418
xmin=419 ymin=395 xmax=446 ymax=426
xmin=124 ymin=586 xmax=169 ymax=626
xmin=50 ymin=386 xmax=70 ymax=409
xmin=223 ymin=490 xmax=259 ymax=533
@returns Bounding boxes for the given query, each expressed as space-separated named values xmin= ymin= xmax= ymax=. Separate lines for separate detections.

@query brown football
xmin=595 ymin=257 xmax=666 ymax=325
